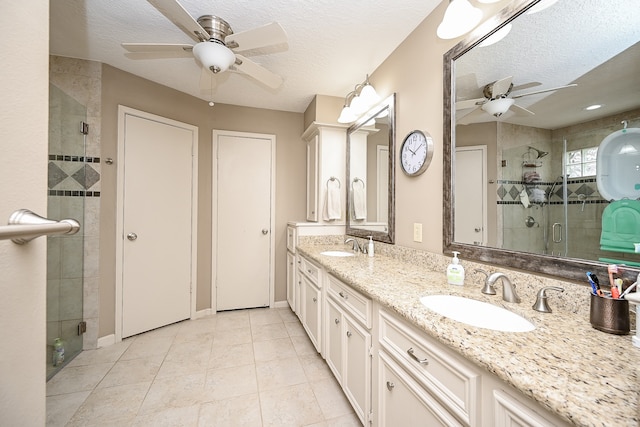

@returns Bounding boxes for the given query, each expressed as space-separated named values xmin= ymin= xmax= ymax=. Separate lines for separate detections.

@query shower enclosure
xmin=47 ymin=84 xmax=86 ymax=379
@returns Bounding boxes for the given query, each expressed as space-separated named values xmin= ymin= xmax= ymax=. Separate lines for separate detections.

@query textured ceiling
xmin=455 ymin=0 xmax=640 ymax=129
xmin=50 ymin=0 xmax=441 ymax=113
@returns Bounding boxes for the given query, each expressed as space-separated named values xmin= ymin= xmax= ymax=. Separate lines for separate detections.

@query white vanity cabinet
xmin=377 ymin=308 xmax=481 ymax=426
xmin=302 ymin=123 xmax=347 ymax=223
xmin=286 ymin=225 xmax=297 ymax=313
xmin=298 ymin=254 xmax=322 ymax=352
xmin=325 ymin=274 xmax=373 ymax=425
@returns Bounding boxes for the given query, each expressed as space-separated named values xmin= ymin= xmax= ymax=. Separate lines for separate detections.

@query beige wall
xmin=0 ymin=1 xmax=49 ymax=424
xmin=99 ymin=65 xmax=305 ymax=337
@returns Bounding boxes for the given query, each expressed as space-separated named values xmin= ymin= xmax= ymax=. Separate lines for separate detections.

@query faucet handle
xmin=532 ymin=286 xmax=564 ymax=313
xmin=475 ymin=269 xmax=496 ymax=295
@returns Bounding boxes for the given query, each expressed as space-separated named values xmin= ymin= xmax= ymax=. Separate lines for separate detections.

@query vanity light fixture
xmin=436 ymin=0 xmax=482 ymax=40
xmin=478 ymin=23 xmax=512 ymax=47
xmin=526 ymin=0 xmax=559 ymax=14
xmin=337 ymin=75 xmax=380 ymax=124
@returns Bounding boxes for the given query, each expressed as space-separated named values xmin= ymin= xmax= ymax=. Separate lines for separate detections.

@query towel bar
xmin=327 ymin=176 xmax=341 ymax=188
xmin=0 ymin=209 xmax=80 ymax=244
xmin=352 ymin=177 xmax=365 ymax=189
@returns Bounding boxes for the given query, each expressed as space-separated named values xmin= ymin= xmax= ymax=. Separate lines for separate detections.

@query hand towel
xmin=520 ymin=188 xmax=530 ymax=208
xmin=323 ymin=183 xmax=341 ymax=220
xmin=352 ymin=184 xmax=367 ymax=220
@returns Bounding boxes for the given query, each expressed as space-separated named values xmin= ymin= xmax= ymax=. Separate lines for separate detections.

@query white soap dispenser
xmin=447 ymin=251 xmax=465 ymax=286
xmin=367 ymin=236 xmax=374 ymax=257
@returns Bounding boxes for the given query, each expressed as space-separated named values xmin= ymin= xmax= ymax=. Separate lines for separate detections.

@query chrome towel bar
xmin=0 ymin=209 xmax=80 ymax=244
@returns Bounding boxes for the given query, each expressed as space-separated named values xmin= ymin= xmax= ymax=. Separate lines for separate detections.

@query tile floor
xmin=46 ymin=307 xmax=361 ymax=426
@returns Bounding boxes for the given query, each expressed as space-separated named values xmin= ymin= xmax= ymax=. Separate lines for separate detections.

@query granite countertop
xmin=297 ymin=243 xmax=640 ymax=427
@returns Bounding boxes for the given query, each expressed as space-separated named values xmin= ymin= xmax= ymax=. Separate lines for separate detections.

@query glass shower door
xmin=47 ymin=84 xmax=86 ymax=379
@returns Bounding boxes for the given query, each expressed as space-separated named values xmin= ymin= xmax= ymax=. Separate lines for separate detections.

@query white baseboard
xmin=273 ymin=300 xmax=289 ymax=309
xmin=194 ymin=308 xmax=213 ymax=319
xmin=97 ymin=334 xmax=116 ymax=348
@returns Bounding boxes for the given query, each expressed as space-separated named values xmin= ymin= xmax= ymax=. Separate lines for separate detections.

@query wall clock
xmin=400 ymin=130 xmax=434 ymax=176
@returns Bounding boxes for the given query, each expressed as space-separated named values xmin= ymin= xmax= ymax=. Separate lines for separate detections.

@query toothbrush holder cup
xmin=589 ymin=293 xmax=630 ymax=335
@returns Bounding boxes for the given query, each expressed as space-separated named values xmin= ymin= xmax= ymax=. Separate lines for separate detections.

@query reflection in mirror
xmin=444 ymin=0 xmax=640 ymax=282
xmin=346 ymin=94 xmax=396 ymax=243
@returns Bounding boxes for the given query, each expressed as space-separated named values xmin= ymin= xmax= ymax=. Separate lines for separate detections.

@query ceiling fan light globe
xmin=193 ymin=41 xmax=236 ymax=74
xmin=482 ymin=98 xmax=515 ymax=117
xmin=437 ymin=0 xmax=482 ymax=39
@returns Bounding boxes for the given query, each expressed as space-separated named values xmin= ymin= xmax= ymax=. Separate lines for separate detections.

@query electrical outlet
xmin=413 ymin=223 xmax=423 ymax=242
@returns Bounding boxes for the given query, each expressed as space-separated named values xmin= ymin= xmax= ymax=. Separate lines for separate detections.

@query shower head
xmin=528 ymin=146 xmax=549 ymax=159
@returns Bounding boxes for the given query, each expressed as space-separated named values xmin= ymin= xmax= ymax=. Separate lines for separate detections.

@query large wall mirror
xmin=346 ymin=93 xmax=396 ymax=243
xmin=444 ymin=0 xmax=640 ymax=282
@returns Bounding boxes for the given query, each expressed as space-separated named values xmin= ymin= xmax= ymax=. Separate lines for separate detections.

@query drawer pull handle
xmin=339 ymin=291 xmax=349 ymax=300
xmin=407 ymin=348 xmax=428 ymax=365
xmin=346 ymin=331 xmax=352 ymax=338
xmin=312 ymin=297 xmax=317 ymax=303
xmin=386 ymin=381 xmax=395 ymax=391
xmin=335 ymin=318 xmax=340 ymax=324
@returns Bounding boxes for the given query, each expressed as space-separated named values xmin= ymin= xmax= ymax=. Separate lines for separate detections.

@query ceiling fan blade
xmin=491 ymin=76 xmax=513 ymax=97
xmin=511 ymin=103 xmax=535 ymax=115
xmin=234 ymin=54 xmax=283 ymax=89
xmin=122 ymin=43 xmax=193 ymax=54
xmin=225 ymin=22 xmax=288 ymax=52
xmin=456 ymin=98 xmax=485 ymax=110
xmin=456 ymin=107 xmax=485 ymax=125
xmin=147 ymin=0 xmax=208 ymax=42
xmin=511 ymin=81 xmax=541 ymax=92
xmin=512 ymin=84 xmax=577 ymax=99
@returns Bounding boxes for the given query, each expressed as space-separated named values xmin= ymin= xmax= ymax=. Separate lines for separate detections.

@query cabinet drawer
xmin=286 ymin=225 xmax=296 ymax=253
xmin=378 ymin=350 xmax=464 ymax=427
xmin=327 ymin=274 xmax=372 ymax=329
xmin=379 ymin=309 xmax=480 ymax=426
xmin=298 ymin=255 xmax=320 ymax=285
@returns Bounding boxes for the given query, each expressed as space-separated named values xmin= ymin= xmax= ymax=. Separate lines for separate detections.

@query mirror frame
xmin=442 ymin=0 xmax=640 ymax=283
xmin=346 ymin=93 xmax=396 ymax=244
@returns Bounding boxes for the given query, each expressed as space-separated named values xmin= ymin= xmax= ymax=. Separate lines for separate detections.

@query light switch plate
xmin=413 ymin=223 xmax=423 ymax=242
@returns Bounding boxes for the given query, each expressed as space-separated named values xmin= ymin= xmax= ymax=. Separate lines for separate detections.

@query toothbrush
xmin=586 ymin=272 xmax=602 ymax=296
xmin=608 ymin=264 xmax=618 ymax=288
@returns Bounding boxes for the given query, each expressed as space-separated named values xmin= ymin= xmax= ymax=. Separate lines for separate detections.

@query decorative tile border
xmin=48 ymin=154 xmax=101 ymax=197
xmin=496 ymin=177 xmax=606 ymax=205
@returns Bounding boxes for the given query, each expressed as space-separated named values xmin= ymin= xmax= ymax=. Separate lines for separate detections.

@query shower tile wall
xmin=50 ymin=56 xmax=102 ymax=350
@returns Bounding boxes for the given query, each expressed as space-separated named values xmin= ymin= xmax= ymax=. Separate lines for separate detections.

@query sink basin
xmin=419 ymin=295 xmax=535 ymax=332
xmin=320 ymin=250 xmax=355 ymax=257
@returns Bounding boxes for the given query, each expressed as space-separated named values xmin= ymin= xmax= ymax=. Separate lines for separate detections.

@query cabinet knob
xmin=335 ymin=318 xmax=340 ymax=324
xmin=346 ymin=331 xmax=352 ymax=338
xmin=339 ymin=291 xmax=348 ymax=300
xmin=386 ymin=381 xmax=395 ymax=391
xmin=312 ymin=297 xmax=317 ymax=303
xmin=407 ymin=347 xmax=429 ymax=365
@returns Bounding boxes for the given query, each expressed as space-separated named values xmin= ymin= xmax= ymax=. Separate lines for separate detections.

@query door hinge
xmin=77 ymin=321 xmax=87 ymax=335
xmin=80 ymin=121 xmax=89 ymax=135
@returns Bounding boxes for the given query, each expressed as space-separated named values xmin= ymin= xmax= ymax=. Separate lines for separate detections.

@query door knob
xmin=127 ymin=232 xmax=138 ymax=241
xmin=262 ymin=229 xmax=269 ymax=235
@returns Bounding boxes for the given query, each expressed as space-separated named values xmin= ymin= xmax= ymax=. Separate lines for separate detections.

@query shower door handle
xmin=127 ymin=232 xmax=138 ymax=241
xmin=552 ymin=223 xmax=562 ymax=243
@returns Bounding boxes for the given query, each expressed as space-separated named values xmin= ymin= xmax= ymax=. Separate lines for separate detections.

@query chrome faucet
xmin=532 ymin=286 xmax=564 ymax=313
xmin=486 ymin=272 xmax=521 ymax=303
xmin=344 ymin=237 xmax=364 ymax=253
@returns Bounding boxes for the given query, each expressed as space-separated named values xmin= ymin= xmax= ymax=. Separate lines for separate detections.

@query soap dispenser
xmin=367 ymin=236 xmax=374 ymax=257
xmin=447 ymin=251 xmax=465 ymax=286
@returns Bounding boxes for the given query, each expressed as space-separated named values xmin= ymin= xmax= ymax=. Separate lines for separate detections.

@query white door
xmin=117 ymin=107 xmax=197 ymax=338
xmin=455 ymin=146 xmax=487 ymax=245
xmin=214 ymin=131 xmax=274 ymax=311
xmin=377 ymin=146 xmax=389 ymax=222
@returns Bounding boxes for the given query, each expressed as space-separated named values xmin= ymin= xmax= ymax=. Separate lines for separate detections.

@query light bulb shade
xmin=337 ymin=106 xmax=357 ymax=124
xmin=359 ymin=84 xmax=380 ymax=107
xmin=192 ymin=41 xmax=236 ymax=73
xmin=437 ymin=0 xmax=482 ymax=39
xmin=350 ymin=95 xmax=368 ymax=115
xmin=527 ymin=0 xmax=559 ymax=14
xmin=481 ymin=98 xmax=515 ymax=117
xmin=479 ymin=23 xmax=512 ymax=47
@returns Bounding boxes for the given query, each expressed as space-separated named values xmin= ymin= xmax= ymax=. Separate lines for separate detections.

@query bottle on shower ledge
xmin=53 ymin=338 xmax=65 ymax=367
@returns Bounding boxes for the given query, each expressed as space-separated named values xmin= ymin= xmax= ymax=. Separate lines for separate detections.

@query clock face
xmin=400 ymin=130 xmax=433 ymax=176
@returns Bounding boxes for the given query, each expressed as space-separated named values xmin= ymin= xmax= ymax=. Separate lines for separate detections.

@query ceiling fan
xmin=121 ymin=0 xmax=288 ymax=90
xmin=456 ymin=76 xmax=577 ymax=124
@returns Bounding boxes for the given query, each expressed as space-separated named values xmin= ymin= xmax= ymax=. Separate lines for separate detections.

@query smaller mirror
xmin=346 ymin=93 xmax=396 ymax=243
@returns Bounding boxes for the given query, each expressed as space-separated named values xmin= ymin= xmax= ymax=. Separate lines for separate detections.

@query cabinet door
xmin=306 ymin=135 xmax=319 ymax=221
xmin=493 ymin=389 xmax=561 ymax=427
xmin=286 ymin=251 xmax=295 ymax=311
xmin=301 ymin=275 xmax=321 ymax=352
xmin=325 ymin=298 xmax=344 ymax=383
xmin=343 ymin=314 xmax=371 ymax=425
xmin=378 ymin=351 xmax=464 ymax=427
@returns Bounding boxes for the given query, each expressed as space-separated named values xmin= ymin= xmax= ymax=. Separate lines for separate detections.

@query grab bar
xmin=0 ymin=209 xmax=80 ymax=244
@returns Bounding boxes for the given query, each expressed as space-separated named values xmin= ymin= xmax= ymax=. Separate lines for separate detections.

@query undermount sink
xmin=320 ymin=250 xmax=355 ymax=257
xmin=419 ymin=295 xmax=535 ymax=332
